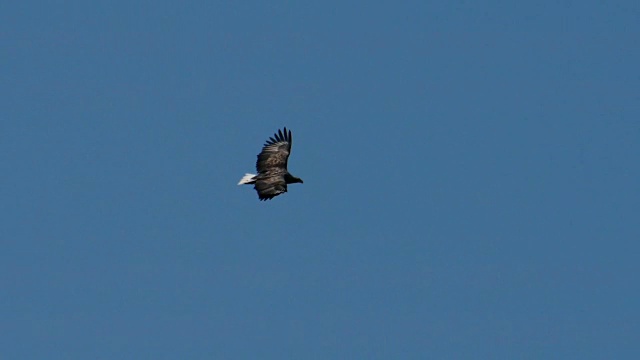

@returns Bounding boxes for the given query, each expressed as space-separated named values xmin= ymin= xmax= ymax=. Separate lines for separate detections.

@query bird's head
xmin=285 ymin=173 xmax=303 ymax=184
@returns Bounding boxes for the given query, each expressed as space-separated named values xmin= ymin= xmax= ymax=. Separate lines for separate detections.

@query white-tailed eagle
xmin=237 ymin=127 xmax=303 ymax=201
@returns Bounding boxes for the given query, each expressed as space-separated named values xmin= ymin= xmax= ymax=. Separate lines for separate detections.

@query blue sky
xmin=2 ymin=1 xmax=639 ymax=359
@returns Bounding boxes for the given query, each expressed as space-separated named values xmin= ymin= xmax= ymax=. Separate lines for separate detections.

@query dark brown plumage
xmin=237 ymin=127 xmax=303 ymax=201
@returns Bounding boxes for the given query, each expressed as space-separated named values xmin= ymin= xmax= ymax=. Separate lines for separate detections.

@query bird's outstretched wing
xmin=254 ymin=176 xmax=287 ymax=201
xmin=256 ymin=127 xmax=292 ymax=174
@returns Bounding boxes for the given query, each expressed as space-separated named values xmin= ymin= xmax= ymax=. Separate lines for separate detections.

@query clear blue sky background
xmin=2 ymin=1 xmax=639 ymax=359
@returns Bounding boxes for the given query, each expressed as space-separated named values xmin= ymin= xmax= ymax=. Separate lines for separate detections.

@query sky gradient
xmin=2 ymin=1 xmax=639 ymax=359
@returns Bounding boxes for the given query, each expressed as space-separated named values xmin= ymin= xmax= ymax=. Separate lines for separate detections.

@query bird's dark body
xmin=238 ymin=128 xmax=303 ymax=201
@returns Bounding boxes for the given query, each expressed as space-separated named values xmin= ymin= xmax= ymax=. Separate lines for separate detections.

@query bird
xmin=237 ymin=127 xmax=303 ymax=201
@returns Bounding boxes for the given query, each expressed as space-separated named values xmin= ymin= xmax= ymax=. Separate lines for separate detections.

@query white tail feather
xmin=237 ymin=173 xmax=256 ymax=185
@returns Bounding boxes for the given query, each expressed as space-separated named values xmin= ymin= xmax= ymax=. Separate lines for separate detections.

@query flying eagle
xmin=237 ymin=127 xmax=303 ymax=201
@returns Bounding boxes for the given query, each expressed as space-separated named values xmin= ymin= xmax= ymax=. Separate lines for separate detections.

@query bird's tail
xmin=237 ymin=173 xmax=257 ymax=185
